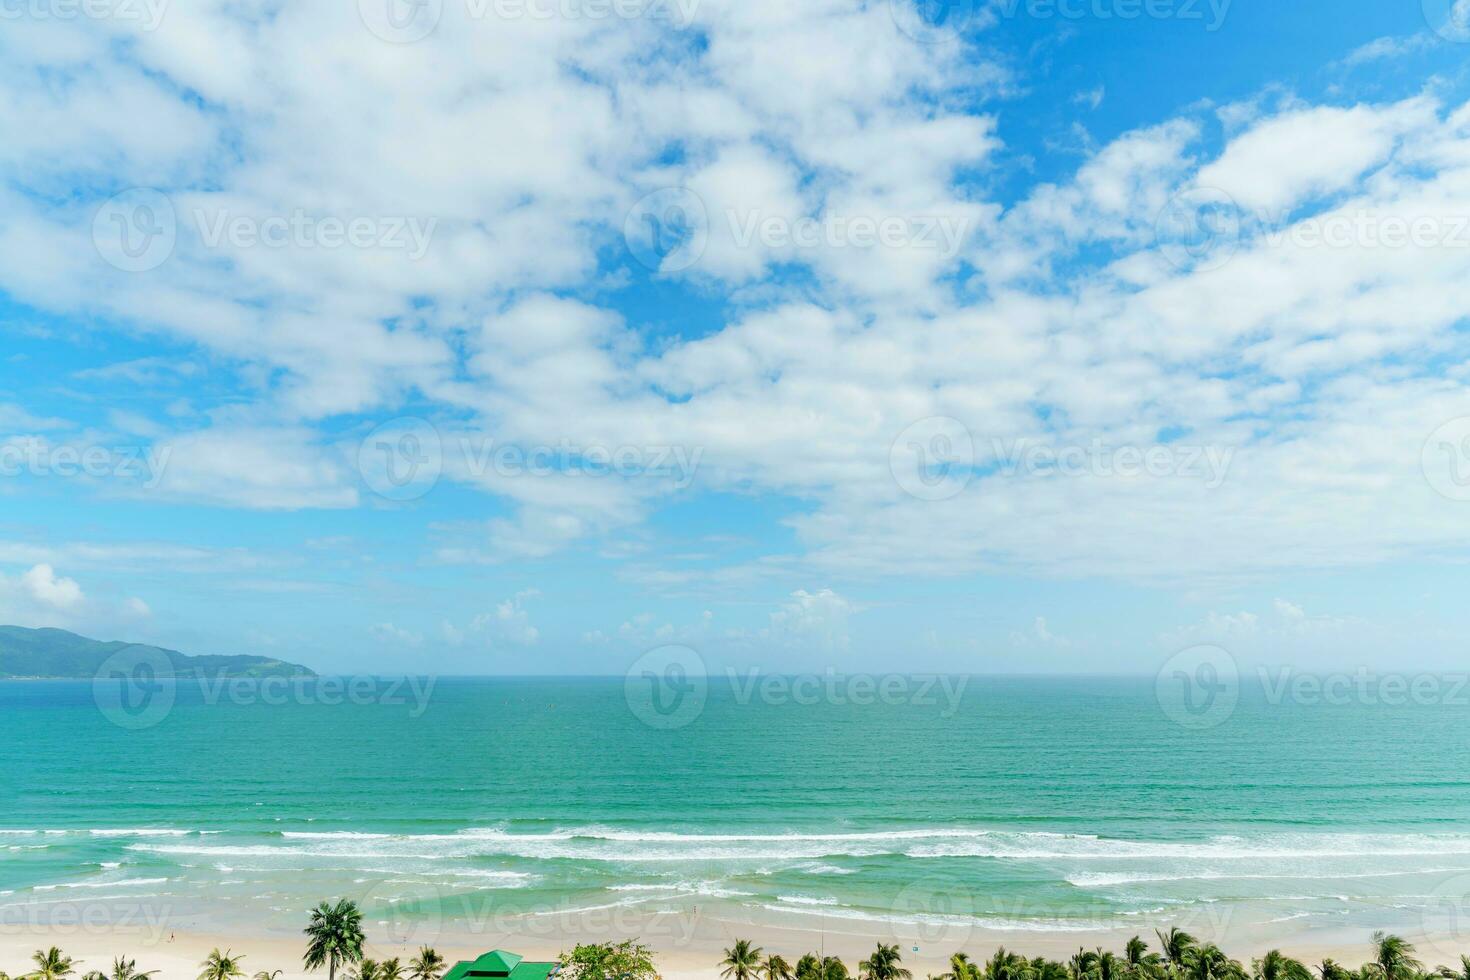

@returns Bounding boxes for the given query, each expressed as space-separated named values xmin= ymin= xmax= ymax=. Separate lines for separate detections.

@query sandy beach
xmin=3 ymin=901 xmax=1468 ymax=980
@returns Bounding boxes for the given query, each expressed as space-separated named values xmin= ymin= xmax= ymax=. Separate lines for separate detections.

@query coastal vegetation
xmin=302 ymin=899 xmax=367 ymax=980
xmin=714 ymin=933 xmax=1456 ymax=980
xmin=557 ymin=941 xmax=659 ymax=980
xmin=1 ymin=904 xmax=1456 ymax=980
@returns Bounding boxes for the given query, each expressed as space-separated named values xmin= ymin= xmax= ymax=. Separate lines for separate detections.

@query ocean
xmin=4 ymin=674 xmax=1470 ymax=954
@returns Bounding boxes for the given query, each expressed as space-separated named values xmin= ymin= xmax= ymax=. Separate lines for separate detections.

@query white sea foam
xmin=34 ymin=877 xmax=168 ymax=891
xmin=758 ymin=903 xmax=1105 ymax=933
xmin=119 ymin=827 xmax=1470 ymax=872
xmin=775 ymin=895 xmax=839 ymax=906
xmin=1068 ymin=866 xmax=1470 ymax=888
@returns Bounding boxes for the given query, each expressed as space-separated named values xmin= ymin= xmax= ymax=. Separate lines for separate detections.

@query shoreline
xmin=4 ymin=903 xmax=1469 ymax=980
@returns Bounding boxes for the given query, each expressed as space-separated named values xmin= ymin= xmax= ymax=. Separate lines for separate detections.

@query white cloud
xmin=2 ymin=4 xmax=1470 ymax=604
xmin=1161 ymin=599 xmax=1353 ymax=653
xmin=147 ymin=427 xmax=359 ymax=510
xmin=1339 ymin=35 xmax=1438 ymax=67
xmin=370 ymin=623 xmax=424 ymax=648
xmin=765 ymin=588 xmax=854 ymax=653
xmin=0 ymin=403 xmax=72 ymax=432
xmin=0 ymin=563 xmax=156 ymax=637
xmin=468 ymin=590 xmax=542 ymax=647
xmin=1011 ymin=616 xmax=1070 ymax=648
xmin=1195 ymin=99 xmax=1434 ymax=213
xmin=20 ymin=563 xmax=83 ymax=609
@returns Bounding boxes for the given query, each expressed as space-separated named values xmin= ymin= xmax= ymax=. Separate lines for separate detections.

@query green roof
xmin=442 ymin=951 xmax=556 ymax=980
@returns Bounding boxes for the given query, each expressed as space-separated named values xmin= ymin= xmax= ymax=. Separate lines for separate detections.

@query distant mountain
xmin=0 ymin=626 xmax=315 ymax=679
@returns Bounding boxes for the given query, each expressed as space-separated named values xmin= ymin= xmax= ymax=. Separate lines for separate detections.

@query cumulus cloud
xmin=370 ymin=622 xmax=424 ymax=648
xmin=19 ymin=563 xmax=83 ymax=609
xmin=0 ymin=563 xmax=152 ymax=635
xmin=3 ymin=1 xmax=1470 ymax=610
xmin=765 ymin=588 xmax=855 ymax=653
xmin=469 ymin=590 xmax=542 ymax=647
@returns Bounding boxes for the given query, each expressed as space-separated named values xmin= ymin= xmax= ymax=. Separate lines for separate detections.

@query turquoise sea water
xmin=4 ymin=675 xmax=1470 ymax=946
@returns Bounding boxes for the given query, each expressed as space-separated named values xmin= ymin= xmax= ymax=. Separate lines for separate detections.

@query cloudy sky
xmin=2 ymin=0 xmax=1470 ymax=674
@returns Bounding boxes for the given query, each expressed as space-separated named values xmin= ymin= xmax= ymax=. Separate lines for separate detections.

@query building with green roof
xmin=442 ymin=950 xmax=558 ymax=980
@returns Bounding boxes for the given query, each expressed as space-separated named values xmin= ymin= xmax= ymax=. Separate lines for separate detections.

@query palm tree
xmin=31 ymin=949 xmax=77 ymax=980
xmin=1368 ymin=934 xmax=1421 ymax=980
xmin=763 ymin=956 xmax=794 ymax=980
xmin=1157 ymin=933 xmax=1198 ymax=976
xmin=797 ymin=956 xmax=824 ymax=980
xmin=410 ymin=949 xmax=445 ymax=980
xmin=254 ymin=973 xmax=283 ymax=980
xmin=1316 ymin=961 xmax=1354 ymax=980
xmin=1031 ymin=961 xmax=1068 ymax=980
xmin=944 ymin=954 xmax=978 ymax=980
xmin=860 ymin=945 xmax=912 ymax=980
xmin=380 ymin=961 xmax=404 ymax=980
xmin=1254 ymin=952 xmax=1311 ymax=980
xmin=303 ymin=899 xmax=367 ymax=980
xmin=199 ymin=950 xmax=246 ymax=980
xmin=986 ymin=949 xmax=1030 ymax=980
xmin=81 ymin=973 xmax=105 ymax=980
xmin=110 ymin=959 xmax=156 ymax=980
xmin=823 ymin=958 xmax=851 ymax=980
xmin=1130 ymin=940 xmax=1165 ymax=979
xmin=350 ymin=962 xmax=381 ymax=980
xmin=722 ymin=942 xmax=765 ymax=980
xmin=1183 ymin=946 xmax=1243 ymax=980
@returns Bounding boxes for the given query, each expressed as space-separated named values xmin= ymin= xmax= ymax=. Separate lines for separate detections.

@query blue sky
xmin=3 ymin=0 xmax=1470 ymax=674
